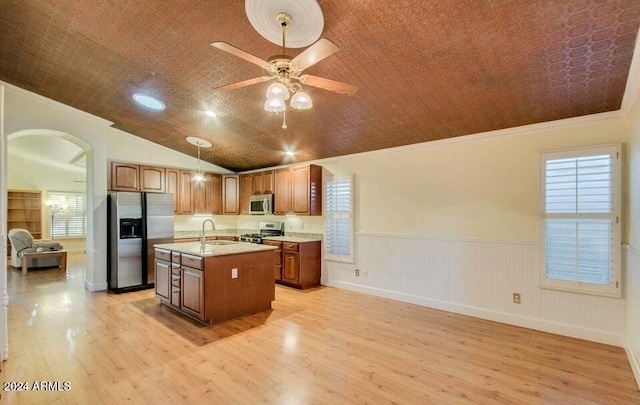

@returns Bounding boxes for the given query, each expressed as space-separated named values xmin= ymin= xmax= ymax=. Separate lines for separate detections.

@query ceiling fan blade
xmin=214 ymin=76 xmax=272 ymax=92
xmin=299 ymin=75 xmax=358 ymax=96
xmin=211 ymin=42 xmax=270 ymax=70
xmin=291 ymin=38 xmax=339 ymax=71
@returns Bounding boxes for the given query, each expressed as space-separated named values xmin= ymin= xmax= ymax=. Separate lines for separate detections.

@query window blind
xmin=49 ymin=191 xmax=87 ymax=238
xmin=541 ymin=145 xmax=620 ymax=295
xmin=325 ymin=175 xmax=354 ymax=262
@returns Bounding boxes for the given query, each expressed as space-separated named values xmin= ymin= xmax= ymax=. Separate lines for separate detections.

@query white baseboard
xmin=84 ymin=280 xmax=108 ymax=292
xmin=326 ymin=280 xmax=625 ymax=347
xmin=65 ymin=248 xmax=85 ymax=254
xmin=624 ymin=337 xmax=640 ymax=390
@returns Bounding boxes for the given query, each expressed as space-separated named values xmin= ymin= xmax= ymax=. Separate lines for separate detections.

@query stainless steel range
xmin=239 ymin=221 xmax=284 ymax=244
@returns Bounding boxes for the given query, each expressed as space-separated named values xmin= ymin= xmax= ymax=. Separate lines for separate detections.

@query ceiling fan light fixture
xmin=290 ymin=91 xmax=312 ymax=110
xmin=264 ymin=97 xmax=286 ymax=112
xmin=266 ymin=82 xmax=290 ymax=100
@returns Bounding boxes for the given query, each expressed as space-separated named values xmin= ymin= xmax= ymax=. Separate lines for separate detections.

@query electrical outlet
xmin=355 ymin=269 xmax=360 ymax=277
xmin=231 ymin=268 xmax=238 ymax=279
xmin=513 ymin=293 xmax=521 ymax=304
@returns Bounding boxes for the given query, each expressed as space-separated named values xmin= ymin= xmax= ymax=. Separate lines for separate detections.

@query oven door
xmin=249 ymin=194 xmax=273 ymax=215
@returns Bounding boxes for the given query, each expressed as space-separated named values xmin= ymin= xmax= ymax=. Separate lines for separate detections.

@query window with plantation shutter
xmin=540 ymin=145 xmax=621 ymax=296
xmin=48 ymin=191 xmax=87 ymax=238
xmin=325 ymin=174 xmax=354 ymax=263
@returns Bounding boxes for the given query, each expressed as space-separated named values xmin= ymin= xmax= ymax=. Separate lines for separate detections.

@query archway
xmin=1 ymin=129 xmax=94 ymax=361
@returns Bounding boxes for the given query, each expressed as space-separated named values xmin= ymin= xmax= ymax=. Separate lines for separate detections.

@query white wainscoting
xmin=625 ymin=244 xmax=640 ymax=388
xmin=324 ymin=233 xmax=626 ymax=346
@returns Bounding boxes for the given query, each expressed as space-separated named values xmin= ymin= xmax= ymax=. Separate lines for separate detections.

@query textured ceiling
xmin=0 ymin=1 xmax=638 ymax=172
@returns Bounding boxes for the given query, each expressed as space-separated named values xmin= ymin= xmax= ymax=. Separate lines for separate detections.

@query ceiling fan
xmin=210 ymin=12 xmax=357 ymax=99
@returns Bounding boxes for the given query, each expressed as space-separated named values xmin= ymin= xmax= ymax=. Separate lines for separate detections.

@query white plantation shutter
xmin=325 ymin=174 xmax=354 ymax=262
xmin=48 ymin=192 xmax=87 ymax=238
xmin=541 ymin=145 xmax=620 ymax=296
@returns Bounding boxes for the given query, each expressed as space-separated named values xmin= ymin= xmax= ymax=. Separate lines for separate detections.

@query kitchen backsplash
xmin=174 ymin=214 xmax=324 ymax=235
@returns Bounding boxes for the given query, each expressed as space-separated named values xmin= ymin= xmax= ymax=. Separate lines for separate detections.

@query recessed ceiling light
xmin=285 ymin=151 xmax=295 ymax=156
xmin=205 ymin=110 xmax=217 ymax=117
xmin=132 ymin=93 xmax=165 ymax=111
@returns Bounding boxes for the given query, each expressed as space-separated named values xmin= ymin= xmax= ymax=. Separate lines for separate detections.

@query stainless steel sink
xmin=206 ymin=241 xmax=235 ymax=246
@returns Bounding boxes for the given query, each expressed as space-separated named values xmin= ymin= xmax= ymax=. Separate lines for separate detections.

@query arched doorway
xmin=1 ymin=129 xmax=94 ymax=361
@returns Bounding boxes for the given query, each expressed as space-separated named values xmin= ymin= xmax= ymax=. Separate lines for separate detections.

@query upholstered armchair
xmin=8 ymin=228 xmax=64 ymax=269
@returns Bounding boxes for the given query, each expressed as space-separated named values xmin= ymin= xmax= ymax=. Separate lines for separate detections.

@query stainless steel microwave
xmin=249 ymin=194 xmax=273 ymax=215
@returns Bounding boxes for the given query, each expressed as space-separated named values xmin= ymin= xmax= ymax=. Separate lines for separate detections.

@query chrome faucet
xmin=200 ymin=219 xmax=216 ymax=251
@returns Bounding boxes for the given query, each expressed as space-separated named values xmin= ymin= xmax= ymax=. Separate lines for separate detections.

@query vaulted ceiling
xmin=1 ymin=1 xmax=639 ymax=172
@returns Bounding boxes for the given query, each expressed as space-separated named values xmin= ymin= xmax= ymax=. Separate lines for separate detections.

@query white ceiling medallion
xmin=245 ymin=0 xmax=324 ymax=48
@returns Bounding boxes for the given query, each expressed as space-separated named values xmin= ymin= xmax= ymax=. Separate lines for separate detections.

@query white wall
xmin=626 ymin=89 xmax=640 ymax=384
xmin=319 ymin=116 xmax=630 ymax=345
xmin=1 ymin=83 xmax=229 ymax=291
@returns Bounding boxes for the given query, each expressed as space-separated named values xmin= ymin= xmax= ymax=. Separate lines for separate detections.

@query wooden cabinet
xmin=165 ymin=168 xmax=180 ymax=214
xmin=154 ymin=248 xmax=274 ymax=325
xmin=292 ymin=165 xmax=322 ymax=215
xmin=181 ymin=266 xmax=205 ymax=320
xmin=262 ymin=240 xmax=282 ymax=281
xmin=110 ymin=162 xmax=165 ymax=192
xmin=154 ymin=254 xmax=171 ymax=301
xmin=222 ymin=175 xmax=239 ymax=215
xmin=274 ymin=165 xmax=322 ymax=215
xmin=178 ymin=170 xmax=194 ymax=214
xmin=239 ymin=174 xmax=252 ymax=214
xmin=7 ymin=190 xmax=42 ymax=256
xmin=193 ymin=173 xmax=222 ymax=215
xmin=252 ymin=170 xmax=274 ymax=194
xmin=282 ymin=250 xmax=300 ymax=285
xmin=140 ymin=165 xmax=165 ymax=192
xmin=110 ymin=162 xmax=139 ymax=191
xmin=265 ymin=239 xmax=321 ymax=289
xmin=274 ymin=168 xmax=292 ymax=214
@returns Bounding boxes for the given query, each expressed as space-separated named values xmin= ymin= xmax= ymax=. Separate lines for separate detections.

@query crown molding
xmin=0 ymin=81 xmax=114 ymax=127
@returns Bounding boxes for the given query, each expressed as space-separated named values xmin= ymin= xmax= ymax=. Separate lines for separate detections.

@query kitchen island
xmin=154 ymin=241 xmax=276 ymax=325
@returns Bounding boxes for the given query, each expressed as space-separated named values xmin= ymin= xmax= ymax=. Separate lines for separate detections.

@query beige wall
xmin=320 ymin=118 xmax=629 ymax=242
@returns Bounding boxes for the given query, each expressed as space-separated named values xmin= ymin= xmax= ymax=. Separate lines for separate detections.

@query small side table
xmin=21 ymin=250 xmax=68 ymax=275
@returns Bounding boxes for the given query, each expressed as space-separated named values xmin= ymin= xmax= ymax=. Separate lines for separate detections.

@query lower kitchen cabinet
xmin=155 ymin=255 xmax=171 ymax=300
xmin=181 ymin=265 xmax=204 ymax=320
xmin=265 ymin=240 xmax=321 ymax=289
xmin=154 ymin=247 xmax=274 ymax=324
xmin=262 ymin=240 xmax=282 ymax=281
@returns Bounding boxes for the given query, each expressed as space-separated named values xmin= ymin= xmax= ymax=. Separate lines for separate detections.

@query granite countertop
xmin=174 ymin=231 xmax=242 ymax=239
xmin=262 ymin=235 xmax=323 ymax=243
xmin=155 ymin=241 xmax=276 ymax=257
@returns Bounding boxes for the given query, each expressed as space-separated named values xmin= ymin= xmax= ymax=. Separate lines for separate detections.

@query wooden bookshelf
xmin=7 ymin=190 xmax=43 ymax=257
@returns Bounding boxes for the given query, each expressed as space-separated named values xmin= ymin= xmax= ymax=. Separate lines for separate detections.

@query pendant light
xmin=186 ymin=136 xmax=212 ymax=182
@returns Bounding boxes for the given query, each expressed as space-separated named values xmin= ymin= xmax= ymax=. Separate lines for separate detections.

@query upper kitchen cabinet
xmin=193 ymin=172 xmax=222 ymax=215
xmin=274 ymin=164 xmax=322 ymax=216
xmin=292 ymin=165 xmax=322 ymax=216
xmin=252 ymin=170 xmax=274 ymax=194
xmin=178 ymin=170 xmax=194 ymax=215
xmin=222 ymin=175 xmax=239 ymax=215
xmin=110 ymin=162 xmax=165 ymax=192
xmin=165 ymin=168 xmax=180 ymax=214
xmin=239 ymin=174 xmax=252 ymax=214
xmin=274 ymin=168 xmax=292 ymax=214
xmin=140 ymin=165 xmax=166 ymax=192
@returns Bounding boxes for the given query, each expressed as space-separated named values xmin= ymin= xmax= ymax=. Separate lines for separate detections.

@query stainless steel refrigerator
xmin=107 ymin=192 xmax=174 ymax=293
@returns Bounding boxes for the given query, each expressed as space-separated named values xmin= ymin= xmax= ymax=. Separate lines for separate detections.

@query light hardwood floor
xmin=2 ymin=253 xmax=639 ymax=404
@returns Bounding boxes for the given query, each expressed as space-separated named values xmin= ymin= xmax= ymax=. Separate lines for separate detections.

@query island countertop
xmin=154 ymin=241 xmax=276 ymax=257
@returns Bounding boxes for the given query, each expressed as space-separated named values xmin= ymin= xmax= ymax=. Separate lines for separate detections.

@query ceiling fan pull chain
xmin=282 ymin=109 xmax=287 ymax=129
